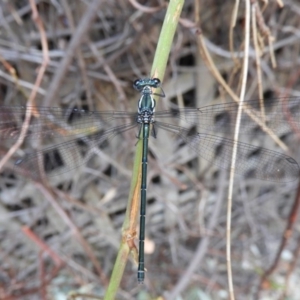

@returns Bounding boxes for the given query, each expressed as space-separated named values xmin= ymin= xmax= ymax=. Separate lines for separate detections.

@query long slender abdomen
xmin=137 ymin=123 xmax=150 ymax=282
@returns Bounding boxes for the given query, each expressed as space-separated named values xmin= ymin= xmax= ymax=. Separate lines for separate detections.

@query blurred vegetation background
xmin=0 ymin=0 xmax=300 ymax=299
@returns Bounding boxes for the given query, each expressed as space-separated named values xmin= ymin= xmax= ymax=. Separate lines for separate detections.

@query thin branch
xmin=226 ymin=1 xmax=250 ymax=299
xmin=43 ymin=0 xmax=104 ymax=106
xmin=0 ymin=0 xmax=49 ymax=173
xmin=167 ymin=169 xmax=227 ymax=299
xmin=60 ymin=0 xmax=93 ymax=108
xmin=36 ymin=183 xmax=108 ymax=286
xmin=252 ymin=2 xmax=265 ymax=119
xmin=197 ymin=29 xmax=289 ymax=153
xmin=256 ymin=181 xmax=300 ymax=297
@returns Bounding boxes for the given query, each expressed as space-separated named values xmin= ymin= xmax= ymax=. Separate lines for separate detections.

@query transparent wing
xmin=0 ymin=106 xmax=136 ymax=141
xmin=155 ymin=97 xmax=300 ymax=135
xmin=10 ymin=122 xmax=137 ymax=180
xmin=156 ymin=122 xmax=299 ymax=183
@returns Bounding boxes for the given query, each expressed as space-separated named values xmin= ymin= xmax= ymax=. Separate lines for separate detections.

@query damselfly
xmin=0 ymin=78 xmax=299 ymax=282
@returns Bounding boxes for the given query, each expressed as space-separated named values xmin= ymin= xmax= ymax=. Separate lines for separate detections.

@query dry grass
xmin=0 ymin=1 xmax=300 ymax=299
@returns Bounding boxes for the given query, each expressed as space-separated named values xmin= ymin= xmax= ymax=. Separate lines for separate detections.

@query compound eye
xmin=153 ymin=78 xmax=161 ymax=87
xmin=133 ymin=79 xmax=142 ymax=90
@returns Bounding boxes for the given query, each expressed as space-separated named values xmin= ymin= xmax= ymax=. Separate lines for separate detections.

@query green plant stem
xmin=104 ymin=1 xmax=184 ymax=298
xmin=151 ymin=0 xmax=185 ymax=80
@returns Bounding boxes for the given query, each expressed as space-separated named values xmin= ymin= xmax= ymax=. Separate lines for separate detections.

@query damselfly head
xmin=133 ymin=78 xmax=165 ymax=98
xmin=133 ymin=78 xmax=161 ymax=91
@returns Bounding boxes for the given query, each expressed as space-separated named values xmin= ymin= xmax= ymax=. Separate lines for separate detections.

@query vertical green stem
xmin=104 ymin=1 xmax=184 ymax=298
